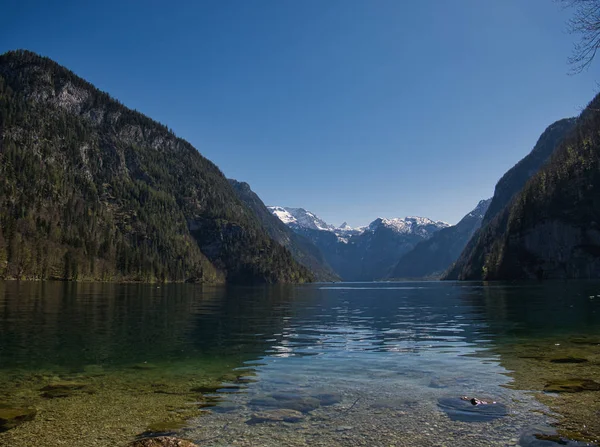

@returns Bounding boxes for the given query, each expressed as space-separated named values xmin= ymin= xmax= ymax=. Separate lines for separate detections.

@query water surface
xmin=0 ymin=281 xmax=599 ymax=446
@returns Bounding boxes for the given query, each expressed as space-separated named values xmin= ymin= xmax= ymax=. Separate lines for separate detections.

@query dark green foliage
xmin=445 ymin=94 xmax=600 ymax=280
xmin=482 ymin=118 xmax=577 ymax=225
xmin=444 ymin=117 xmax=577 ymax=280
xmin=0 ymin=50 xmax=312 ymax=284
xmin=228 ymin=179 xmax=339 ymax=281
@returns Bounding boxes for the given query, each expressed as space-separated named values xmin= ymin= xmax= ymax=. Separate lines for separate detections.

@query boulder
xmin=0 ymin=405 xmax=37 ymax=432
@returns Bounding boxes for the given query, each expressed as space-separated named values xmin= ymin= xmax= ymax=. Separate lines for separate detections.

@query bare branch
xmin=560 ymin=0 xmax=600 ymax=73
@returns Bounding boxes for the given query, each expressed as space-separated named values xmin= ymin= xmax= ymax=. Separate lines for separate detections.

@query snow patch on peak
xmin=368 ymin=216 xmax=450 ymax=236
xmin=465 ymin=198 xmax=492 ymax=220
xmin=268 ymin=207 xmax=447 ymax=240
xmin=267 ymin=206 xmax=335 ymax=231
xmin=334 ymin=223 xmax=366 ymax=240
xmin=268 ymin=206 xmax=298 ymax=225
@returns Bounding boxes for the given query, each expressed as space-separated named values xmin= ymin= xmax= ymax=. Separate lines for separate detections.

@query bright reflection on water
xmin=1 ymin=281 xmax=600 ymax=446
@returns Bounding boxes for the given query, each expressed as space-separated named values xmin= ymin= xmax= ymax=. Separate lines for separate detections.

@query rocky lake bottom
xmin=0 ymin=281 xmax=599 ymax=446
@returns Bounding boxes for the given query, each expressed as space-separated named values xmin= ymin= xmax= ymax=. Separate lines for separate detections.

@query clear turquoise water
xmin=1 ymin=280 xmax=600 ymax=446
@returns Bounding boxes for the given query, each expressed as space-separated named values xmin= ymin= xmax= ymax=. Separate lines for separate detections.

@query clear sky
xmin=2 ymin=0 xmax=597 ymax=226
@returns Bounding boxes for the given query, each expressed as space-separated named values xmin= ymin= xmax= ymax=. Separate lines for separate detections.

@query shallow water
xmin=0 ymin=281 xmax=599 ymax=446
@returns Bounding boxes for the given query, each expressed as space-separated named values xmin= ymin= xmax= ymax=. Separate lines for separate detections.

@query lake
xmin=0 ymin=281 xmax=599 ymax=446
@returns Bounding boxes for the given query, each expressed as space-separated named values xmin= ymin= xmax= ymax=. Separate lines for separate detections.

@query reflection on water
xmin=0 ymin=281 xmax=599 ymax=446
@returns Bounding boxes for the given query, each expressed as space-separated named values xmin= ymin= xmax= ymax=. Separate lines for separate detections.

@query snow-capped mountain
xmin=391 ymin=198 xmax=491 ymax=279
xmin=466 ymin=199 xmax=492 ymax=220
xmin=268 ymin=206 xmax=450 ymax=280
xmin=268 ymin=207 xmax=446 ymax=238
xmin=367 ymin=217 xmax=449 ymax=237
xmin=335 ymin=222 xmax=366 ymax=241
xmin=267 ymin=206 xmax=336 ymax=232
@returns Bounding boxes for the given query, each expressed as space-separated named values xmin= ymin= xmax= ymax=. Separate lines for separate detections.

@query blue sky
xmin=2 ymin=0 xmax=597 ymax=226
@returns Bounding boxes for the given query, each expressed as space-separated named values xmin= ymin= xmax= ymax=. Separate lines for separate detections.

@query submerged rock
xmin=248 ymin=396 xmax=278 ymax=408
xmin=144 ymin=420 xmax=186 ymax=435
xmin=519 ymin=425 xmax=592 ymax=446
xmin=210 ymin=401 xmax=237 ymax=413
xmin=544 ymin=379 xmax=600 ymax=393
xmin=313 ymin=392 xmax=342 ymax=406
xmin=568 ymin=336 xmax=600 ymax=346
xmin=271 ymin=393 xmax=320 ymax=413
xmin=0 ymin=405 xmax=37 ymax=432
xmin=190 ymin=384 xmax=240 ymax=394
xmin=249 ymin=393 xmax=321 ymax=413
xmin=247 ymin=409 xmax=304 ymax=424
xmin=41 ymin=389 xmax=72 ymax=399
xmin=549 ymin=357 xmax=588 ymax=364
xmin=196 ymin=395 xmax=224 ymax=409
xmin=129 ymin=436 xmax=197 ymax=447
xmin=437 ymin=397 xmax=507 ymax=422
xmin=40 ymin=381 xmax=88 ymax=399
xmin=131 ymin=363 xmax=158 ymax=371
xmin=41 ymin=381 xmax=87 ymax=390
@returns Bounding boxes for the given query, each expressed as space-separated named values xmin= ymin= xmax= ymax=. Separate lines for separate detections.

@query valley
xmin=2 ymin=1 xmax=600 ymax=445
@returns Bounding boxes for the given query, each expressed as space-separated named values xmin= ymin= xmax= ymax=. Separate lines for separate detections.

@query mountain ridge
xmin=443 ymin=111 xmax=597 ymax=280
xmin=269 ymin=206 xmax=448 ymax=280
xmin=0 ymin=49 xmax=312 ymax=283
xmin=268 ymin=206 xmax=448 ymax=239
xmin=229 ymin=181 xmax=339 ymax=281
xmin=481 ymin=117 xmax=577 ymax=226
xmin=391 ymin=198 xmax=491 ymax=279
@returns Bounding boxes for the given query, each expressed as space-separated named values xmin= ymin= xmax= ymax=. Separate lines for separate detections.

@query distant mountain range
xmin=268 ymin=207 xmax=448 ymax=280
xmin=267 ymin=207 xmax=365 ymax=238
xmin=391 ymin=198 xmax=492 ymax=279
xmin=268 ymin=206 xmax=338 ymax=232
xmin=270 ymin=105 xmax=600 ymax=283
xmin=4 ymin=51 xmax=600 ymax=284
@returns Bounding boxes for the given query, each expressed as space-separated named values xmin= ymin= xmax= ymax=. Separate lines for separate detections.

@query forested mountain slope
xmin=271 ymin=211 xmax=448 ymax=281
xmin=228 ymin=179 xmax=338 ymax=281
xmin=445 ymin=95 xmax=600 ymax=280
xmin=482 ymin=118 xmax=577 ymax=225
xmin=0 ymin=50 xmax=311 ymax=283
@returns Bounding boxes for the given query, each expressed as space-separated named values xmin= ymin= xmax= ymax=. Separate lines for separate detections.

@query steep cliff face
xmin=229 ymin=180 xmax=338 ymax=281
xmin=482 ymin=118 xmax=577 ymax=225
xmin=391 ymin=199 xmax=491 ymax=279
xmin=0 ymin=50 xmax=312 ymax=283
xmin=446 ymin=94 xmax=600 ymax=280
